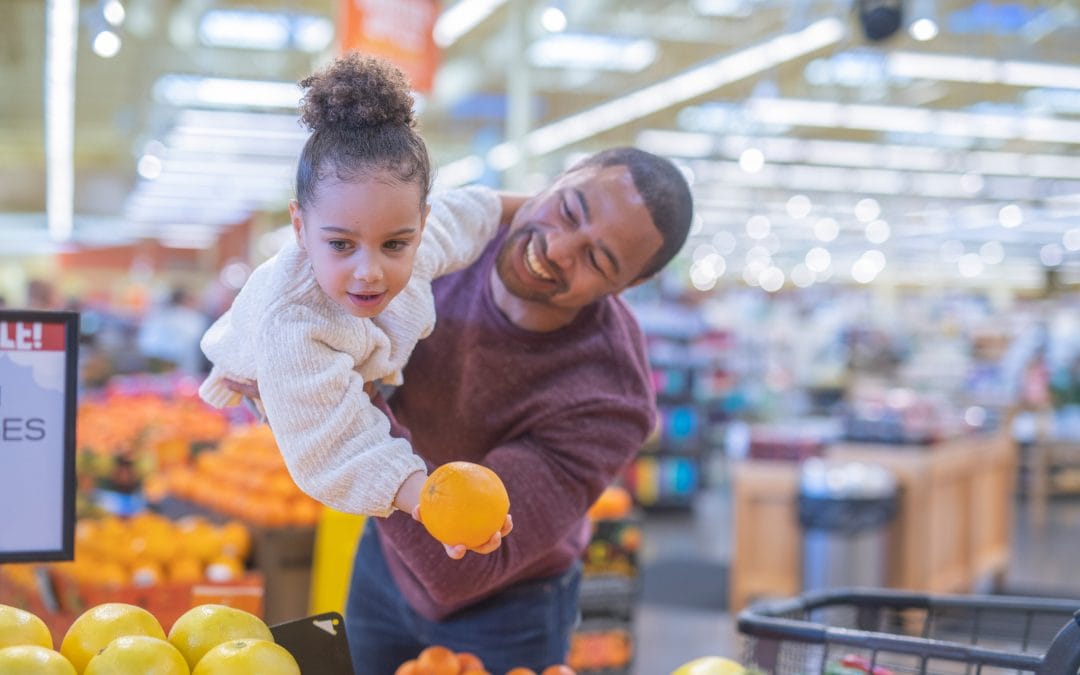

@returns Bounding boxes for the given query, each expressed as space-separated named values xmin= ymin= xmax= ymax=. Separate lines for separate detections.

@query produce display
xmin=71 ymin=392 xmax=229 ymax=519
xmin=0 ymin=601 xmax=295 ymax=675
xmin=154 ymin=424 xmax=323 ymax=528
xmin=59 ymin=512 xmax=250 ymax=587
xmin=670 ymin=655 xmax=760 ymax=674
xmin=394 ymin=644 xmax=577 ymax=674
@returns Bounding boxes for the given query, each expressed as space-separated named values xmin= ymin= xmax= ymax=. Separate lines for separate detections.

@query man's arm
xmin=374 ymin=395 xmax=652 ymax=609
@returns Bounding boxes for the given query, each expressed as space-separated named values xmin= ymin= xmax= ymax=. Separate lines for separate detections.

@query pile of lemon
xmin=0 ymin=602 xmax=298 ymax=674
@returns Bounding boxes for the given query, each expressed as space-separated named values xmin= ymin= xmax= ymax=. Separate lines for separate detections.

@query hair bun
xmin=299 ymin=52 xmax=415 ymax=132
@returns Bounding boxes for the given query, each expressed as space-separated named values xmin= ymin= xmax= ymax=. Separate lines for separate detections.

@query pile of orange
xmin=395 ymin=645 xmax=575 ymax=675
xmin=419 ymin=462 xmax=510 ymax=548
xmin=566 ymin=627 xmax=632 ymax=672
xmin=77 ymin=393 xmax=229 ymax=466
xmin=49 ymin=513 xmax=250 ymax=588
xmin=157 ymin=424 xmax=323 ymax=528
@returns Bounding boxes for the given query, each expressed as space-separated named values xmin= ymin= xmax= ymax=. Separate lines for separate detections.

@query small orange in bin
xmin=541 ymin=666 xmax=577 ymax=675
xmin=505 ymin=668 xmax=538 ymax=675
xmin=417 ymin=644 xmax=461 ymax=674
xmin=394 ymin=659 xmax=420 ymax=675
xmin=456 ymin=651 xmax=485 ymax=671
xmin=586 ymin=485 xmax=632 ymax=521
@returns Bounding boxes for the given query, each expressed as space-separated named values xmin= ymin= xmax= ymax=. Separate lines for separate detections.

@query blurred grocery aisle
xmin=633 ymin=488 xmax=1080 ymax=675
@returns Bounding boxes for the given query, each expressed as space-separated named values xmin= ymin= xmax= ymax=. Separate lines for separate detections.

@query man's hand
xmin=412 ymin=506 xmax=514 ymax=560
xmin=224 ymin=378 xmax=260 ymax=399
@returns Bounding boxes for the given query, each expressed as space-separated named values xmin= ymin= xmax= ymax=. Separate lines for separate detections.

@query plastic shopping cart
xmin=737 ymin=588 xmax=1080 ymax=674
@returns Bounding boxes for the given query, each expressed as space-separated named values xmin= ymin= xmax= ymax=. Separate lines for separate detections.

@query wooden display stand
xmin=730 ymin=431 xmax=1016 ymax=612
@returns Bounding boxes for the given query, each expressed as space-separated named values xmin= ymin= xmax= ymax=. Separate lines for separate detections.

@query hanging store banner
xmin=338 ymin=0 xmax=440 ymax=93
xmin=0 ymin=311 xmax=78 ymax=562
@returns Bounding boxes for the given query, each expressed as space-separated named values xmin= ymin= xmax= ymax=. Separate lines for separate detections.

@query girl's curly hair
xmin=295 ymin=52 xmax=432 ymax=209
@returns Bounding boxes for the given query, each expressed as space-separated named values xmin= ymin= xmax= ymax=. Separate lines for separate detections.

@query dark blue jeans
xmin=345 ymin=522 xmax=582 ymax=675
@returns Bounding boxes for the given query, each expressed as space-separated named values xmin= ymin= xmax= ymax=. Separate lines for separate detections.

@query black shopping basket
xmin=737 ymin=588 xmax=1080 ymax=674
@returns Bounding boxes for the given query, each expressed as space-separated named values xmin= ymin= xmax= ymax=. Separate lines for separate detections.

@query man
xmin=347 ymin=147 xmax=693 ymax=673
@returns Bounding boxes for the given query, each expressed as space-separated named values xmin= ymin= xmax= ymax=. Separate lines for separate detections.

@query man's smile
xmin=524 ymin=236 xmax=555 ymax=282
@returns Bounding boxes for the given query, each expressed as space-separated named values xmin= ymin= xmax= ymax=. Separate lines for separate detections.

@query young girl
xmin=198 ymin=53 xmax=504 ymax=530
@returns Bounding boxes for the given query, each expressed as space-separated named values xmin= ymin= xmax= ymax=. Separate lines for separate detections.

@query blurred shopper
xmin=25 ymin=279 xmax=57 ymax=309
xmin=342 ymin=148 xmax=694 ymax=673
xmin=136 ymin=286 xmax=209 ymax=375
xmin=200 ymin=53 xmax=507 ymax=534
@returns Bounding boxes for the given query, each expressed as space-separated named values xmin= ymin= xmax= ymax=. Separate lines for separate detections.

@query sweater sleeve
xmin=375 ymin=389 xmax=654 ymax=610
xmin=415 ymin=186 xmax=502 ymax=281
xmin=198 ymin=309 xmax=244 ymax=408
xmin=255 ymin=305 xmax=427 ymax=518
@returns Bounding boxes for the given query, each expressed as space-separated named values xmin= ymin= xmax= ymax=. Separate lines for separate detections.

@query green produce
xmin=671 ymin=655 xmax=746 ymax=675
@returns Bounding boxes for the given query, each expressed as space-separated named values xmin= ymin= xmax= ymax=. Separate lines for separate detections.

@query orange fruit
xmin=60 ymin=603 xmax=166 ymax=674
xmin=419 ymin=462 xmax=510 ymax=548
xmin=457 ymin=651 xmax=485 ymax=671
xmin=586 ymin=486 xmax=632 ymax=520
xmin=0 ymin=645 xmax=76 ymax=674
xmin=541 ymin=666 xmax=576 ymax=675
xmin=0 ymin=604 xmax=53 ymax=649
xmin=218 ymin=521 xmax=251 ymax=559
xmin=461 ymin=670 xmax=490 ymax=675
xmin=394 ymin=659 xmax=420 ymax=675
xmin=505 ymin=669 xmax=538 ymax=675
xmin=168 ymin=557 xmax=205 ymax=584
xmin=191 ymin=639 xmax=299 ymax=674
xmin=167 ymin=604 xmax=273 ymax=670
xmin=417 ymin=645 xmax=460 ymax=674
xmin=84 ymin=635 xmax=189 ymax=675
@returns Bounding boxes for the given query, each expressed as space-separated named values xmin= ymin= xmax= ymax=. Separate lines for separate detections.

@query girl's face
xmin=290 ymin=177 xmax=429 ymax=319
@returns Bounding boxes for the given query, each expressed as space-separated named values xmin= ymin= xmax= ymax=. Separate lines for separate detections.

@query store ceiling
xmin=1 ymin=0 xmax=1078 ymax=287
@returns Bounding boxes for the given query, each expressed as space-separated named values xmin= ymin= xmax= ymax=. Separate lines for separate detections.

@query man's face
xmin=493 ymin=164 xmax=663 ymax=331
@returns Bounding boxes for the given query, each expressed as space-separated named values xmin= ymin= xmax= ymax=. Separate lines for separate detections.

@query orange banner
xmin=338 ymin=0 xmax=440 ymax=93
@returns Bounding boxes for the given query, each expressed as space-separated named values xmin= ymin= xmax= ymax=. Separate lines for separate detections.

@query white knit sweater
xmin=199 ymin=186 xmax=502 ymax=517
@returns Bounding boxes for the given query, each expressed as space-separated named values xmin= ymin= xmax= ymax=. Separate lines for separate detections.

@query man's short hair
xmin=569 ymin=147 xmax=693 ymax=280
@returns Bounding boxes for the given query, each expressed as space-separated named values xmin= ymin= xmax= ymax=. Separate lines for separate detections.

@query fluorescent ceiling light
xmin=200 ymin=10 xmax=289 ymax=50
xmin=636 ymin=130 xmax=715 ymax=158
xmin=528 ymin=34 xmax=657 ymax=72
xmin=197 ymin=10 xmax=332 ymax=52
xmin=153 ymin=75 xmax=302 ymax=110
xmin=433 ymin=155 xmax=485 ymax=190
xmin=92 ymin=30 xmax=122 ymax=58
xmin=45 ymin=0 xmax=77 ymax=243
xmin=692 ymin=0 xmax=751 ymax=17
xmin=666 ymin=132 xmax=1080 ymax=179
xmin=433 ymin=0 xmax=508 ymax=48
xmin=102 ymin=0 xmax=125 ymax=26
xmin=888 ymin=51 xmax=1080 ymax=90
xmin=488 ymin=17 xmax=845 ymax=168
xmin=745 ymin=98 xmax=1080 ymax=144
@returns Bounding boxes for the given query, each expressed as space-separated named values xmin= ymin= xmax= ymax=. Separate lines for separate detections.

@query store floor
xmin=631 ymin=487 xmax=1080 ymax=675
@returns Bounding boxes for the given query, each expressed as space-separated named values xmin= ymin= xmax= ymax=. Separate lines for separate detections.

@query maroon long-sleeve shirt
xmin=374 ymin=228 xmax=656 ymax=621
